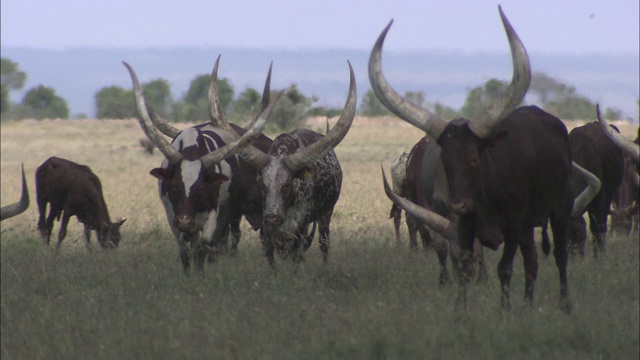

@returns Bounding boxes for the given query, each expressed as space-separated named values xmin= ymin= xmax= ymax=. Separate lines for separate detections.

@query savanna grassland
xmin=1 ymin=117 xmax=638 ymax=359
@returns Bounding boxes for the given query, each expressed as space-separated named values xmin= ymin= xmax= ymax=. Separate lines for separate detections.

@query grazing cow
xmin=1 ymin=163 xmax=30 ymax=221
xmin=36 ymin=157 xmax=126 ymax=252
xmin=125 ymin=60 xmax=279 ymax=273
xmin=371 ymin=6 xmax=580 ymax=313
xmin=568 ymin=120 xmax=624 ymax=257
xmin=235 ymin=62 xmax=357 ymax=267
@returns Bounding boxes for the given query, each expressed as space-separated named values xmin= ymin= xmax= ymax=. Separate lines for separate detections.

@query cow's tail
xmin=540 ymin=221 xmax=551 ymax=257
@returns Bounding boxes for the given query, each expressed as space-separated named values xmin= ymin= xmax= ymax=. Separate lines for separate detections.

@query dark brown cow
xmin=371 ymin=6 xmax=577 ymax=313
xmin=598 ymin=110 xmax=640 ymax=237
xmin=1 ymin=164 xmax=30 ymax=221
xmin=36 ymin=157 xmax=126 ymax=252
xmin=568 ymin=120 xmax=624 ymax=257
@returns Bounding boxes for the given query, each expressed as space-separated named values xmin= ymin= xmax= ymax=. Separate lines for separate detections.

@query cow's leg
xmin=497 ymin=234 xmax=519 ymax=311
xmin=37 ymin=198 xmax=52 ymax=246
xmin=229 ymin=219 xmax=242 ymax=255
xmin=475 ymin=240 xmax=488 ymax=284
xmin=83 ymin=224 xmax=92 ymax=253
xmin=406 ymin=214 xmax=419 ymax=250
xmin=550 ymin=201 xmax=572 ymax=314
xmin=176 ymin=234 xmax=191 ymax=274
xmin=318 ymin=211 xmax=333 ymax=264
xmin=55 ymin=212 xmax=72 ymax=254
xmin=519 ymin=227 xmax=538 ymax=307
xmin=390 ymin=205 xmax=403 ymax=246
xmin=262 ymin=232 xmax=276 ymax=269
xmin=588 ymin=209 xmax=608 ymax=258
xmin=453 ymin=214 xmax=477 ymax=313
xmin=429 ymin=231 xmax=450 ymax=286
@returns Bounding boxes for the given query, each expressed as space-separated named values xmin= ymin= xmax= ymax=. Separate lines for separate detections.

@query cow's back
xmin=479 ymin=106 xmax=571 ymax=226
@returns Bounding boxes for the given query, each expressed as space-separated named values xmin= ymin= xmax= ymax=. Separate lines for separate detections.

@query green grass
xmin=1 ymin=118 xmax=639 ymax=359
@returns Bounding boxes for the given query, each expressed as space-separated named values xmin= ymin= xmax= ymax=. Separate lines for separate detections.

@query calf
xmin=36 ymin=157 xmax=126 ymax=252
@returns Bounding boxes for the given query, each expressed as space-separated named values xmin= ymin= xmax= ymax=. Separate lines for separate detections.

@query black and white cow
xmin=125 ymin=61 xmax=279 ymax=273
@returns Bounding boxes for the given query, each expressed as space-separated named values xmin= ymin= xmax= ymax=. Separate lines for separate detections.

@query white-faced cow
xmin=36 ymin=157 xmax=126 ymax=253
xmin=230 ymin=62 xmax=357 ymax=267
xmin=1 ymin=163 xmax=30 ymax=221
xmin=125 ymin=61 xmax=279 ymax=273
xmin=370 ymin=6 xmax=598 ymax=313
xmin=389 ymin=151 xmax=409 ymax=245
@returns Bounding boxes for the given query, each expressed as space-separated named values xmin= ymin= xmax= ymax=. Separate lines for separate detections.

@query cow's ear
xmin=294 ymin=168 xmax=312 ymax=181
xmin=486 ymin=130 xmax=509 ymax=148
xmin=205 ymin=173 xmax=229 ymax=185
xmin=150 ymin=168 xmax=171 ymax=180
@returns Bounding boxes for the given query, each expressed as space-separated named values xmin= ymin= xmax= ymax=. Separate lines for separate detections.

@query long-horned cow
xmin=36 ymin=157 xmax=126 ymax=252
xmin=1 ymin=164 xmax=30 ymax=221
xmin=568 ymin=115 xmax=624 ymax=257
xmin=371 ymin=6 xmax=594 ymax=313
xmin=125 ymin=60 xmax=279 ymax=273
xmin=597 ymin=107 xmax=640 ymax=236
xmin=227 ymin=62 xmax=357 ymax=267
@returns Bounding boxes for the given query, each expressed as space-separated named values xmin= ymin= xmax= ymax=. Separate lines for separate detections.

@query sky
xmin=2 ymin=0 xmax=639 ymax=55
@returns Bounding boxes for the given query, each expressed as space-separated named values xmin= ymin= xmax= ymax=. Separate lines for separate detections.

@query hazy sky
xmin=2 ymin=0 xmax=638 ymax=55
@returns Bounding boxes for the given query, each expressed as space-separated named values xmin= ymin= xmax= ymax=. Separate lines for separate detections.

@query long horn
xmin=368 ymin=20 xmax=447 ymax=140
xmin=148 ymin=106 xmax=181 ymax=138
xmin=571 ymin=162 xmax=602 ymax=217
xmin=381 ymin=165 xmax=456 ymax=240
xmin=284 ymin=61 xmax=357 ymax=172
xmin=1 ymin=163 xmax=30 ymax=221
xmin=469 ymin=5 xmax=531 ymax=138
xmin=596 ymin=104 xmax=640 ymax=161
xmin=200 ymin=89 xmax=282 ymax=169
xmin=208 ymin=54 xmax=231 ymax=130
xmin=124 ymin=61 xmax=183 ymax=165
xmin=209 ymin=56 xmax=273 ymax=169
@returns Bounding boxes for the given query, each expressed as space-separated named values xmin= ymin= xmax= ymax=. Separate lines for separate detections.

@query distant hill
xmin=2 ymin=46 xmax=638 ymax=122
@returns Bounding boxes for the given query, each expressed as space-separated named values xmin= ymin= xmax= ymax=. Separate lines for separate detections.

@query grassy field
xmin=1 ymin=117 xmax=638 ymax=359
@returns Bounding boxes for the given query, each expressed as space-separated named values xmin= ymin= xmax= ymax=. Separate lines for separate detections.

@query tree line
xmin=1 ymin=57 xmax=629 ymax=129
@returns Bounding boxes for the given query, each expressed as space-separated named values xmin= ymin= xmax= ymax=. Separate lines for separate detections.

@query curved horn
xmin=284 ymin=61 xmax=357 ymax=172
xmin=199 ymin=89 xmax=281 ymax=169
xmin=1 ymin=163 xmax=30 ymax=221
xmin=469 ymin=6 xmax=531 ymax=138
xmin=368 ymin=20 xmax=447 ymax=140
xmin=124 ymin=61 xmax=183 ymax=165
xmin=571 ymin=162 xmax=602 ymax=218
xmin=208 ymin=54 xmax=231 ymax=130
xmin=148 ymin=106 xmax=181 ymax=138
xmin=596 ymin=104 xmax=640 ymax=161
xmin=381 ymin=165 xmax=456 ymax=240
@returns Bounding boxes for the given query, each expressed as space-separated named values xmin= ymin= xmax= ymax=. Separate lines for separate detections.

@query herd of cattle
xmin=1 ymin=6 xmax=638 ymax=313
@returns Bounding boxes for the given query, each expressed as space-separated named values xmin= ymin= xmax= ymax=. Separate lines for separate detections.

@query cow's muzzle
xmin=263 ymin=213 xmax=285 ymax=227
xmin=174 ymin=215 xmax=196 ymax=232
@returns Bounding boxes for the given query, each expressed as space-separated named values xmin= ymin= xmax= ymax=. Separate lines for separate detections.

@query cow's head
xmin=97 ymin=217 xmax=127 ymax=248
xmin=124 ymin=61 xmax=274 ymax=235
xmin=369 ymin=6 xmax=530 ymax=215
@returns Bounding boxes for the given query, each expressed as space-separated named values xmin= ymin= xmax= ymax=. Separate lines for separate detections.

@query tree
xmin=460 ymin=79 xmax=509 ymax=119
xmin=229 ymin=87 xmax=261 ymax=124
xmin=269 ymin=84 xmax=315 ymax=131
xmin=95 ymin=86 xmax=134 ymax=119
xmin=1 ymin=58 xmax=27 ymax=115
xmin=174 ymin=74 xmax=234 ymax=122
xmin=359 ymin=89 xmax=391 ymax=117
xmin=143 ymin=79 xmax=173 ymax=118
xmin=21 ymin=85 xmax=69 ymax=119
